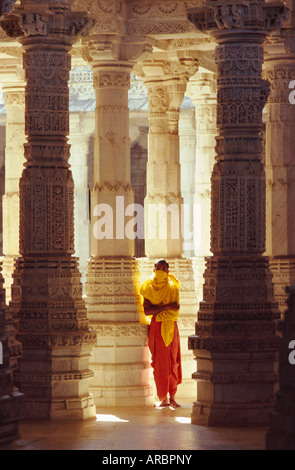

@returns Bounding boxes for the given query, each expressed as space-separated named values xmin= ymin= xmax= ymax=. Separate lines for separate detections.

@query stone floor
xmin=11 ymin=400 xmax=268 ymax=451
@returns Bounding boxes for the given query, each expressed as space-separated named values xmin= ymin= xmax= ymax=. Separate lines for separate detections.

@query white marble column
xmin=69 ymin=116 xmax=92 ymax=286
xmin=84 ymin=26 xmax=154 ymax=405
xmin=0 ymin=62 xmax=25 ymax=377
xmin=179 ymin=107 xmax=196 ymax=258
xmin=263 ymin=38 xmax=295 ymax=317
xmin=187 ymin=71 xmax=217 ymax=308
xmin=68 ymin=66 xmax=95 ymax=287
xmin=0 ymin=61 xmax=25 ymax=302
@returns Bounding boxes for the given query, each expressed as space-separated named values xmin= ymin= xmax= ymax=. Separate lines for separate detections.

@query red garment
xmin=148 ymin=316 xmax=182 ymax=401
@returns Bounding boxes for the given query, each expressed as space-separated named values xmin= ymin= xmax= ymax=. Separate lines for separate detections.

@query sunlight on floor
xmin=175 ymin=417 xmax=191 ymax=424
xmin=95 ymin=414 xmax=129 ymax=423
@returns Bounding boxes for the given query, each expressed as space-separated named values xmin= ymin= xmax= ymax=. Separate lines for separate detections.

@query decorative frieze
xmin=126 ymin=0 xmax=198 ymax=35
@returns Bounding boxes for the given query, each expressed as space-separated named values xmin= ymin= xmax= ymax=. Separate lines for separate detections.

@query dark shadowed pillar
xmin=187 ymin=0 xmax=289 ymax=426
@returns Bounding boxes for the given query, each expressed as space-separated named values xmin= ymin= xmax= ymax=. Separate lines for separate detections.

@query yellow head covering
xmin=140 ymin=271 xmax=180 ymax=346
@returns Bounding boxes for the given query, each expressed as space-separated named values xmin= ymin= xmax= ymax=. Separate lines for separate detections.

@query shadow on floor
xmin=11 ymin=401 xmax=268 ymax=451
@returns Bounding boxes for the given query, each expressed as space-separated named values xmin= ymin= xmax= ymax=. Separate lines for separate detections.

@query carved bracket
xmin=187 ymin=0 xmax=289 ymax=35
xmin=0 ymin=3 xmax=96 ymax=41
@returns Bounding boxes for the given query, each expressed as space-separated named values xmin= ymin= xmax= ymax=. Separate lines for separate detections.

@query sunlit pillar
xmin=187 ymin=71 xmax=217 ymax=307
xmin=83 ymin=23 xmax=155 ymax=406
xmin=0 ymin=61 xmax=25 ymax=302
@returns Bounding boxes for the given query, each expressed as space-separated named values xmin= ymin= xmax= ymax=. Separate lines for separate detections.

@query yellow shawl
xmin=140 ymin=271 xmax=180 ymax=347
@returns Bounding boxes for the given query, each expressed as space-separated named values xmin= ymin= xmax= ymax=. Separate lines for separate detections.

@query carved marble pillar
xmin=0 ymin=61 xmax=25 ymax=302
xmin=187 ymin=0 xmax=288 ymax=426
xmin=83 ymin=28 xmax=155 ymax=406
xmin=0 ymin=62 xmax=25 ymax=375
xmin=130 ymin=126 xmax=148 ymax=259
xmin=187 ymin=71 xmax=217 ymax=307
xmin=136 ymin=52 xmax=200 ymax=399
xmin=69 ymin=116 xmax=93 ymax=287
xmin=0 ymin=0 xmax=25 ymax=450
xmin=1 ymin=1 xmax=97 ymax=420
xmin=263 ymin=36 xmax=295 ymax=317
xmin=179 ymin=107 xmax=196 ymax=258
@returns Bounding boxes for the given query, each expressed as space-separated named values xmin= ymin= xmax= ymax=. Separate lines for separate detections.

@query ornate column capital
xmin=0 ymin=1 xmax=95 ymax=46
xmin=264 ymin=0 xmax=295 ymax=54
xmin=187 ymin=71 xmax=217 ymax=104
xmin=136 ymin=50 xmax=199 ymax=84
xmin=83 ymin=35 xmax=154 ymax=70
xmin=135 ymin=51 xmax=199 ymax=134
xmin=187 ymin=0 xmax=289 ymax=40
xmin=0 ymin=57 xmax=25 ymax=92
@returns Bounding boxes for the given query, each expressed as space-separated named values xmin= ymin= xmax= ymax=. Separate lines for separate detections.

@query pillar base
xmin=22 ymin=394 xmax=96 ymax=421
xmin=189 ymin=256 xmax=280 ymax=426
xmin=191 ymin=400 xmax=273 ymax=427
xmin=14 ymin=343 xmax=97 ymax=421
xmin=90 ymin=385 xmax=154 ymax=408
xmin=0 ymin=390 xmax=25 ymax=450
xmin=10 ymin=257 xmax=97 ymax=421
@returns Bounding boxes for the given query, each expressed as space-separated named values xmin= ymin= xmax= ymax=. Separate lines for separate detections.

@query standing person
xmin=140 ymin=259 xmax=182 ymax=408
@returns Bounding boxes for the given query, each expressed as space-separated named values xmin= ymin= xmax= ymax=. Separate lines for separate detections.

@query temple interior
xmin=0 ymin=0 xmax=294 ymax=451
